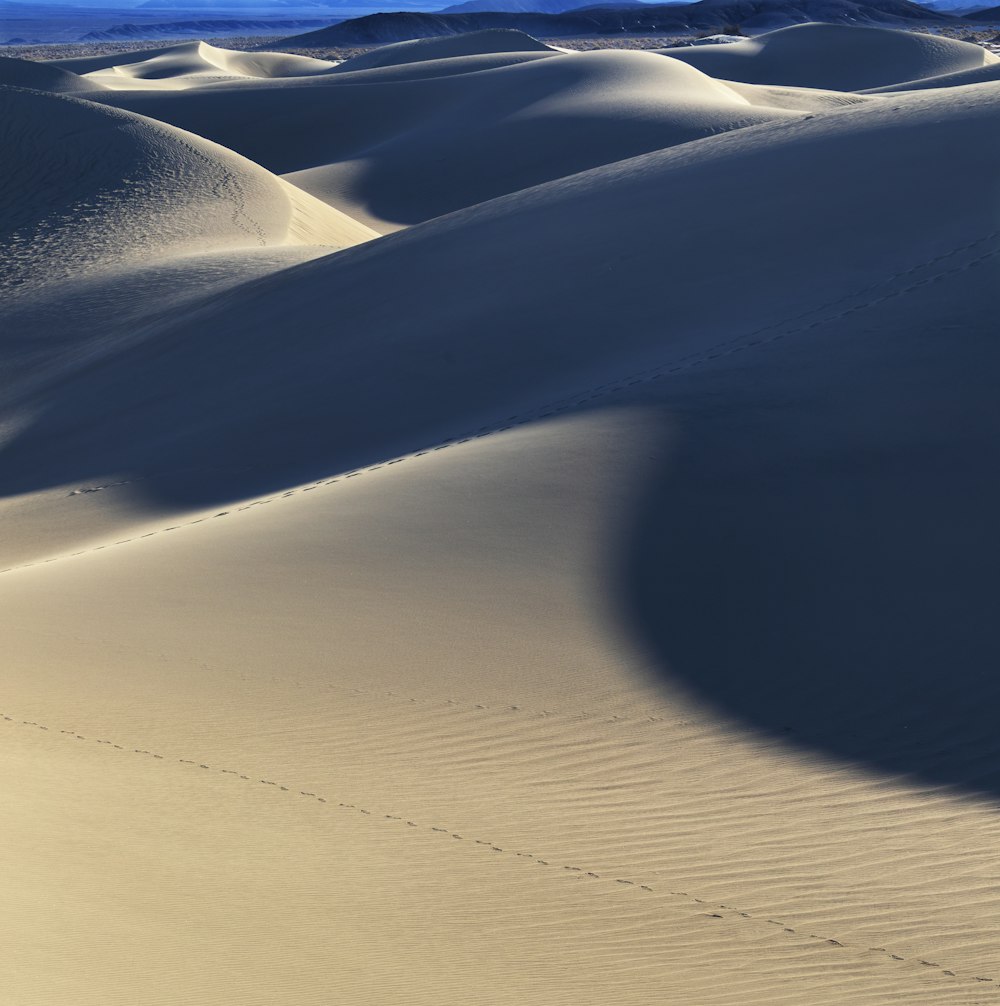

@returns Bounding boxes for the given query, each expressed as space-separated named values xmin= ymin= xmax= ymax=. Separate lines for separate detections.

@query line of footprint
xmin=238 ymin=673 xmax=692 ymax=733
xmin=2 ymin=711 xmax=995 ymax=987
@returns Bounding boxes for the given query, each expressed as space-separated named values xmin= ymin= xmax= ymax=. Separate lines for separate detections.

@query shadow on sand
xmin=620 ymin=299 xmax=1000 ymax=802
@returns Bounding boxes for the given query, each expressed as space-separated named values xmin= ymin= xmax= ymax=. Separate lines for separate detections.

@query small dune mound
xmin=865 ymin=59 xmax=1000 ymax=92
xmin=52 ymin=41 xmax=333 ymax=84
xmin=196 ymin=41 xmax=335 ymax=79
xmin=660 ymin=22 xmax=998 ymax=91
xmin=0 ymin=55 xmax=101 ymax=93
xmin=334 ymin=28 xmax=557 ymax=72
xmin=0 ymin=86 xmax=372 ymax=293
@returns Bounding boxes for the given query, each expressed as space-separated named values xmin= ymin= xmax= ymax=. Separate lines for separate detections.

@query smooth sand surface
xmin=331 ymin=27 xmax=558 ymax=70
xmin=52 ymin=40 xmax=336 ymax=89
xmin=865 ymin=59 xmax=1000 ymax=91
xmin=0 ymin=53 xmax=102 ymax=92
xmin=662 ymin=22 xmax=998 ymax=90
xmin=4 ymin=21 xmax=1000 ymax=1005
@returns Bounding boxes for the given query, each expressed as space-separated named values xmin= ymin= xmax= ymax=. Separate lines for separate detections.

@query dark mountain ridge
xmin=78 ymin=16 xmax=333 ymax=38
xmin=964 ymin=3 xmax=1000 ymax=18
xmin=276 ymin=0 xmax=954 ymax=45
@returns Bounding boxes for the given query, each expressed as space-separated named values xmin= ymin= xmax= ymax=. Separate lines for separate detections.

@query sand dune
xmin=1 ymin=86 xmax=373 ymax=288
xmin=0 ymin=86 xmax=374 ymax=424
xmin=332 ymin=27 xmax=557 ymax=70
xmin=324 ymin=49 xmax=559 ymax=82
xmin=866 ymin=58 xmax=1000 ymax=91
xmin=88 ymin=50 xmax=813 ymax=228
xmin=663 ymin=22 xmax=998 ymax=90
xmin=2 ymin=86 xmax=332 ymax=276
xmin=10 ymin=80 xmax=1000 ymax=503
xmin=4 ymin=22 xmax=1000 ymax=1006
xmin=52 ymin=40 xmax=335 ymax=87
xmin=0 ymin=54 xmax=101 ymax=92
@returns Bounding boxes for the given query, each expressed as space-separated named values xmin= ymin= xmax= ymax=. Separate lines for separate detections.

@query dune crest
xmin=1 ymin=86 xmax=372 ymax=287
xmin=662 ymin=22 xmax=998 ymax=90
xmin=0 ymin=54 xmax=103 ymax=92
xmin=333 ymin=27 xmax=558 ymax=71
xmin=52 ymin=40 xmax=335 ymax=88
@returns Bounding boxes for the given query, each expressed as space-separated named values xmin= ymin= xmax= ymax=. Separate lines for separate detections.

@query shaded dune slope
xmin=662 ymin=22 xmax=997 ymax=90
xmin=866 ymin=59 xmax=1000 ymax=91
xmin=0 ymin=54 xmax=102 ymax=93
xmin=331 ymin=27 xmax=557 ymax=71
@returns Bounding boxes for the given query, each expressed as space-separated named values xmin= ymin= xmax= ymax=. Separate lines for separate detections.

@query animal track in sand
xmin=1 ymin=709 xmax=995 ymax=988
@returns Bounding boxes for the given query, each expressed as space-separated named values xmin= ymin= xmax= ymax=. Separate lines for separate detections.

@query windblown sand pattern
xmin=2 ymin=21 xmax=999 ymax=1005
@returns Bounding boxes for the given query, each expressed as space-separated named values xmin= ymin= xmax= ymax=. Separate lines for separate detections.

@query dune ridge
xmin=0 ymin=53 xmax=102 ymax=92
xmin=52 ymin=39 xmax=336 ymax=85
xmin=331 ymin=27 xmax=558 ymax=70
xmin=662 ymin=22 xmax=998 ymax=90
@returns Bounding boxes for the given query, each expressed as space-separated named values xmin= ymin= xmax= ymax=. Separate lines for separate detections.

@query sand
xmin=330 ymin=26 xmax=559 ymax=69
xmin=0 ymin=53 xmax=103 ymax=91
xmin=662 ymin=21 xmax=998 ymax=90
xmin=53 ymin=38 xmax=336 ymax=79
xmin=2 ymin=20 xmax=1000 ymax=1006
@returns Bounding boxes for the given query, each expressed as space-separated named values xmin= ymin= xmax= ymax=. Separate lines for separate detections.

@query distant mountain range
xmin=438 ymin=0 xmax=989 ymax=16
xmin=919 ymin=0 xmax=982 ymax=9
xmin=440 ymin=0 xmax=652 ymax=13
xmin=964 ymin=2 xmax=1000 ymax=17
xmin=78 ymin=16 xmax=334 ymax=37
xmin=3 ymin=0 xmax=990 ymax=25
xmin=134 ymin=0 xmax=434 ymax=9
xmin=278 ymin=0 xmax=951 ymax=45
